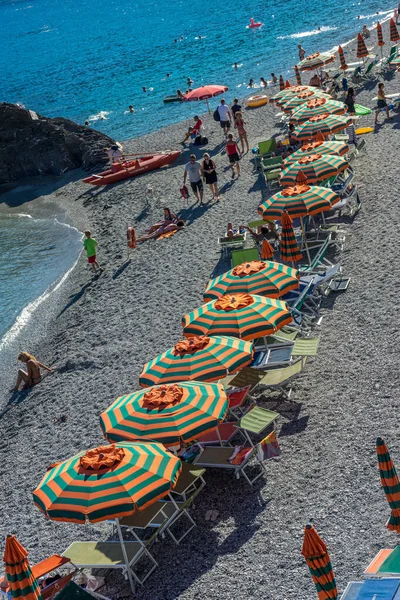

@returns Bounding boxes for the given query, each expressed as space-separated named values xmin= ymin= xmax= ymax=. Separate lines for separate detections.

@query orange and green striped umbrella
xmin=100 ymin=382 xmax=228 ymax=447
xmin=280 ymin=153 xmax=349 ymax=186
xmin=390 ymin=18 xmax=400 ymax=42
xmin=337 ymin=45 xmax=348 ymax=71
xmin=356 ymin=33 xmax=369 ymax=59
xmin=302 ymin=524 xmax=338 ymax=600
xmin=376 ymin=437 xmax=400 ymax=533
xmin=258 ymin=183 xmax=340 ymax=220
xmin=294 ymin=64 xmax=302 ymax=85
xmin=280 ymin=211 xmax=303 ymax=263
xmin=204 ymin=260 xmax=299 ymax=301
xmin=298 ymin=51 xmax=335 ymax=72
xmin=139 ymin=335 xmax=253 ymax=386
xmin=3 ymin=536 xmax=42 ymax=600
xmin=182 ymin=293 xmax=292 ymax=340
xmin=290 ymin=98 xmax=347 ymax=125
xmin=284 ymin=140 xmax=349 ymax=166
xmin=271 ymin=85 xmax=315 ymax=102
xmin=377 ymin=22 xmax=385 ymax=47
xmin=294 ymin=113 xmax=351 ymax=140
xmin=33 ymin=442 xmax=181 ymax=523
xmin=278 ymin=90 xmax=331 ymax=112
xmin=279 ymin=75 xmax=285 ymax=90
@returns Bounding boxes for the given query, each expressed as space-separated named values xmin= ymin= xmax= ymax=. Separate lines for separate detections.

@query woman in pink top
xmin=234 ymin=111 xmax=249 ymax=154
xmin=226 ymin=134 xmax=241 ymax=179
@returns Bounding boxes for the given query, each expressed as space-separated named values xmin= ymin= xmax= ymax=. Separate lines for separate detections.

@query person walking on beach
xmin=217 ymin=99 xmax=232 ymax=136
xmin=13 ymin=352 xmax=53 ymax=392
xmin=202 ymin=152 xmax=220 ymax=201
xmin=226 ymin=134 xmax=241 ymax=179
xmin=344 ymin=87 xmax=356 ymax=114
xmin=362 ymin=24 xmax=370 ymax=39
xmin=234 ymin=111 xmax=249 ymax=154
xmin=83 ymin=230 xmax=103 ymax=274
xmin=183 ymin=154 xmax=204 ymax=204
xmin=231 ymin=98 xmax=242 ymax=117
xmin=298 ymin=44 xmax=306 ymax=61
xmin=375 ymin=83 xmax=392 ymax=124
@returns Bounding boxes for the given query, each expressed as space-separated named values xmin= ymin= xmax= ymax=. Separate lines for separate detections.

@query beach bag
xmin=200 ymin=135 xmax=208 ymax=144
xmin=213 ymin=108 xmax=220 ymax=122
xmin=180 ymin=184 xmax=189 ymax=200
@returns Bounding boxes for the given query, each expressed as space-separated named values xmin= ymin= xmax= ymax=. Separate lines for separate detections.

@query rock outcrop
xmin=0 ymin=103 xmax=116 ymax=184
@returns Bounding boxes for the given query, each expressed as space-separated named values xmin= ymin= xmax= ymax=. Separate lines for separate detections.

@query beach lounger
xmin=218 ymin=232 xmax=246 ymax=257
xmin=328 ymin=183 xmax=361 ymax=218
xmin=257 ymin=357 xmax=308 ymax=399
xmin=238 ymin=405 xmax=279 ymax=446
xmin=226 ymin=385 xmax=252 ymax=416
xmin=196 ymin=420 xmax=245 ymax=446
xmin=364 ymin=547 xmax=400 ymax=579
xmin=299 ymin=237 xmax=333 ymax=274
xmin=193 ymin=445 xmax=266 ymax=486
xmin=224 ymin=366 xmax=265 ymax=391
xmin=265 ymin=168 xmax=281 ymax=191
xmin=251 ymin=345 xmax=293 ymax=369
xmin=261 ymin=156 xmax=283 ymax=174
xmin=291 ymin=337 xmax=319 ymax=357
xmin=231 ymin=247 xmax=259 ymax=267
xmin=256 ymin=138 xmax=277 ymax=168
xmin=171 ymin=462 xmax=206 ymax=500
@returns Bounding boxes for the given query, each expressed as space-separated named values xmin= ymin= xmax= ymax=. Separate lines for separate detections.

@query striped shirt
xmin=345 ymin=123 xmax=358 ymax=147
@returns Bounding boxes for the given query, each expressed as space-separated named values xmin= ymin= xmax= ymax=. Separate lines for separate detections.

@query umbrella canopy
xmin=283 ymin=140 xmax=349 ymax=166
xmin=280 ymin=211 xmax=303 ymax=263
xmin=279 ymin=75 xmax=285 ymax=90
xmin=182 ymin=293 xmax=292 ymax=341
xmin=294 ymin=64 xmax=302 ymax=85
xmin=271 ymin=85 xmax=316 ymax=102
xmin=390 ymin=18 xmax=400 ymax=42
xmin=204 ymin=260 xmax=299 ymax=301
xmin=139 ymin=335 xmax=253 ymax=386
xmin=3 ymin=535 xmax=43 ymax=600
xmin=290 ymin=98 xmax=347 ymax=124
xmin=280 ymin=153 xmax=349 ymax=186
xmin=258 ymin=183 xmax=340 ymax=220
xmin=337 ymin=45 xmax=348 ymax=71
xmin=100 ymin=381 xmax=228 ymax=447
xmin=356 ymin=33 xmax=369 ymax=58
xmin=298 ymin=51 xmax=335 ymax=72
xmin=184 ymin=85 xmax=228 ymax=101
xmin=294 ymin=113 xmax=351 ymax=140
xmin=377 ymin=22 xmax=385 ymax=47
xmin=33 ymin=442 xmax=181 ymax=523
xmin=278 ymin=90 xmax=331 ymax=112
xmin=302 ymin=524 xmax=338 ymax=600
xmin=376 ymin=437 xmax=400 ymax=533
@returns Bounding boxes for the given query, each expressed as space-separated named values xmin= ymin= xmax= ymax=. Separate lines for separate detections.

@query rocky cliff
xmin=0 ymin=103 xmax=116 ymax=184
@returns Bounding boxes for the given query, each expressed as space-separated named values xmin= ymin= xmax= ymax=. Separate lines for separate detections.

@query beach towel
xmin=157 ymin=229 xmax=178 ymax=240
xmin=229 ymin=446 xmax=252 ymax=465
xmin=257 ymin=431 xmax=281 ymax=461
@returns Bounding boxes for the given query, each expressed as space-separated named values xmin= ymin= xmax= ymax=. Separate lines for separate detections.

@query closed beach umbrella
xmin=294 ymin=113 xmax=351 ymax=140
xmin=33 ymin=442 xmax=181 ymax=523
xmin=280 ymin=211 xmax=303 ymax=263
xmin=283 ymin=140 xmax=349 ymax=166
xmin=260 ymin=238 xmax=274 ymax=260
xmin=390 ymin=18 xmax=400 ymax=42
xmin=204 ymin=260 xmax=299 ymax=301
xmin=280 ymin=153 xmax=349 ymax=187
xmin=376 ymin=437 xmax=400 ymax=533
xmin=184 ymin=84 xmax=228 ymax=114
xmin=271 ymin=85 xmax=315 ymax=102
xmin=377 ymin=22 xmax=385 ymax=47
xmin=337 ymin=45 xmax=348 ymax=71
xmin=298 ymin=52 xmax=335 ymax=72
xmin=182 ymin=294 xmax=292 ymax=340
xmin=290 ymin=98 xmax=347 ymax=125
xmin=285 ymin=80 xmax=291 ymax=88
xmin=294 ymin=64 xmax=302 ymax=85
xmin=356 ymin=33 xmax=369 ymax=59
xmin=302 ymin=524 xmax=338 ymax=600
xmin=3 ymin=535 xmax=42 ymax=600
xmin=100 ymin=382 xmax=228 ymax=447
xmin=258 ymin=183 xmax=340 ymax=220
xmin=278 ymin=90 xmax=331 ymax=112
xmin=279 ymin=75 xmax=285 ymax=90
xmin=139 ymin=335 xmax=253 ymax=386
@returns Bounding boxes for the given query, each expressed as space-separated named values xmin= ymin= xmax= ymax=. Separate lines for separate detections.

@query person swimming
xmin=187 ymin=77 xmax=194 ymax=85
xmin=260 ymin=77 xmax=267 ymax=87
xmin=128 ymin=105 xmax=135 ymax=113
xmin=233 ymin=62 xmax=238 ymax=69
xmin=248 ymin=78 xmax=254 ymax=87
xmin=142 ymin=86 xmax=147 ymax=92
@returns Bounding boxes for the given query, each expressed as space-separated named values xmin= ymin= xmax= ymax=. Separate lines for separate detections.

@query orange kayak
xmin=82 ymin=150 xmax=181 ymax=185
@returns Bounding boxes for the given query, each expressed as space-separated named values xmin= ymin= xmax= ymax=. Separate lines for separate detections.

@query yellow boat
xmin=247 ymin=95 xmax=268 ymax=108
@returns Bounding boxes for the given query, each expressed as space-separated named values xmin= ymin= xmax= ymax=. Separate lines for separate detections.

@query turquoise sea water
xmin=0 ymin=0 xmax=394 ymax=344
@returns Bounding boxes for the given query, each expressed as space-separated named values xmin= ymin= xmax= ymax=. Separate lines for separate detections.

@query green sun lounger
xmin=291 ymin=337 xmax=320 ymax=357
xmin=239 ymin=406 xmax=279 ymax=438
xmin=225 ymin=366 xmax=265 ymax=391
xmin=231 ymin=247 xmax=259 ymax=267
xmin=51 ymin=581 xmax=95 ymax=599
xmin=257 ymin=357 xmax=308 ymax=399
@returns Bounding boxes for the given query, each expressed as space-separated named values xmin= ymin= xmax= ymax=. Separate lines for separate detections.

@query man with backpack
xmin=216 ymin=99 xmax=232 ymax=136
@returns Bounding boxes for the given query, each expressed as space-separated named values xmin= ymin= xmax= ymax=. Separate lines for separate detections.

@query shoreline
xmin=1 ymin=14 xmax=400 ymax=598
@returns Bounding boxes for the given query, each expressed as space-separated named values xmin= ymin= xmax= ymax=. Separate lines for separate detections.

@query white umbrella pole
xmin=116 ymin=519 xmax=136 ymax=594
xmin=205 ymin=98 xmax=211 ymax=115
xmin=300 ymin=217 xmax=311 ymax=263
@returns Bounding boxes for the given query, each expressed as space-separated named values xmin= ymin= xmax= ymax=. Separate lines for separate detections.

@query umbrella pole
xmin=116 ymin=519 xmax=136 ymax=594
xmin=300 ymin=217 xmax=311 ymax=263
xmin=205 ymin=98 xmax=211 ymax=115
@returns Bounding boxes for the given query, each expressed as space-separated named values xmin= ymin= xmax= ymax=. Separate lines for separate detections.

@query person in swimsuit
xmin=13 ymin=352 xmax=53 ymax=391
xmin=375 ymin=82 xmax=392 ymax=124
xmin=226 ymin=134 xmax=241 ymax=179
xmin=202 ymin=153 xmax=220 ymax=201
xmin=234 ymin=111 xmax=249 ymax=154
xmin=298 ymin=44 xmax=306 ymax=61
xmin=137 ymin=220 xmax=185 ymax=242
xmin=147 ymin=208 xmax=178 ymax=232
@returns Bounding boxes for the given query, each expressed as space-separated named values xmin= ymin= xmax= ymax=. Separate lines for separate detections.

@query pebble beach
xmin=1 ymin=16 xmax=400 ymax=600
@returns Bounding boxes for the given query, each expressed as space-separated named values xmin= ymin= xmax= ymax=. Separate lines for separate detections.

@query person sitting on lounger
xmin=137 ymin=220 xmax=185 ymax=243
xmin=241 ymin=222 xmax=279 ymax=244
xmin=13 ymin=352 xmax=53 ymax=391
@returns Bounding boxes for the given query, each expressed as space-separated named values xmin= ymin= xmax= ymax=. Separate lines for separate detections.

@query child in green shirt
xmin=83 ymin=230 xmax=102 ymax=273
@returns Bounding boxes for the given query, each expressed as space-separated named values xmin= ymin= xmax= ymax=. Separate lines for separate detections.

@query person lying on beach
xmin=137 ymin=220 xmax=185 ymax=243
xmin=83 ymin=230 xmax=103 ymax=274
xmin=181 ymin=116 xmax=203 ymax=143
xmin=13 ymin=352 xmax=53 ymax=391
xmin=147 ymin=208 xmax=177 ymax=232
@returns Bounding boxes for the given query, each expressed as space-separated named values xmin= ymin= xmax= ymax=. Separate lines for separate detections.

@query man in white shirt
xmin=217 ymin=99 xmax=232 ymax=136
xmin=105 ymin=145 xmax=123 ymax=166
xmin=183 ymin=154 xmax=204 ymax=204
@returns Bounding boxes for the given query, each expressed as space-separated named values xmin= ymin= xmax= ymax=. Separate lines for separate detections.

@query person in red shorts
xmin=83 ymin=230 xmax=103 ymax=273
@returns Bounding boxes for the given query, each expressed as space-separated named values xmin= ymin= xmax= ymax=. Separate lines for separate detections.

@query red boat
xmin=82 ymin=150 xmax=181 ymax=185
